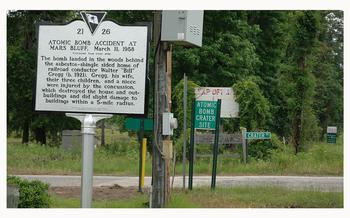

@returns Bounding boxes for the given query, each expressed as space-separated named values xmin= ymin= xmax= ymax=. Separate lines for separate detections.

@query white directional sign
xmin=195 ymin=87 xmax=239 ymax=118
xmin=35 ymin=19 xmax=149 ymax=115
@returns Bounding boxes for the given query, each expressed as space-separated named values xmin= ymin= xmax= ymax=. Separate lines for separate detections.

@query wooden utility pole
xmin=164 ymin=44 xmax=173 ymax=204
xmin=152 ymin=11 xmax=170 ymax=208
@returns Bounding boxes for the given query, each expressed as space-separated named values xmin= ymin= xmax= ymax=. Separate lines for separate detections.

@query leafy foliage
xmin=7 ymin=10 xmax=343 ymax=156
xmin=233 ymin=77 xmax=271 ymax=130
xmin=248 ymin=133 xmax=284 ymax=160
xmin=7 ymin=176 xmax=51 ymax=208
xmin=173 ymin=78 xmax=199 ymax=136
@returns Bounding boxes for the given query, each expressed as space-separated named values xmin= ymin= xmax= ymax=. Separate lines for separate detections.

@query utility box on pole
xmin=161 ymin=10 xmax=203 ymax=47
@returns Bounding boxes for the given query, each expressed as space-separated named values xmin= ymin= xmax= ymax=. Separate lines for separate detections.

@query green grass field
xmin=190 ymin=137 xmax=343 ymax=176
xmin=7 ymin=132 xmax=343 ymax=176
xmin=50 ymin=195 xmax=148 ymax=208
xmin=49 ymin=186 xmax=343 ymax=208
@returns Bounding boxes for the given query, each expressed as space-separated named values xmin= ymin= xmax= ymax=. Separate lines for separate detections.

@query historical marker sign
xmin=35 ymin=17 xmax=150 ymax=115
xmin=194 ymin=100 xmax=217 ymax=130
xmin=245 ymin=132 xmax=271 ymax=140
xmin=195 ymin=87 xmax=239 ymax=118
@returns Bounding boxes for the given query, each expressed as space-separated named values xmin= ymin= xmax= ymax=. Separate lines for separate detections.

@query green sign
xmin=194 ymin=100 xmax=218 ymax=130
xmin=327 ymin=133 xmax=336 ymax=144
xmin=245 ymin=132 xmax=271 ymax=140
xmin=125 ymin=118 xmax=153 ymax=131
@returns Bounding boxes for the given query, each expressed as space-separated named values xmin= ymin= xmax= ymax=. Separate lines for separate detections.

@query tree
xmin=311 ymin=11 xmax=343 ymax=136
xmin=7 ymin=11 xmax=78 ymax=144
xmin=247 ymin=11 xmax=291 ymax=136
xmin=172 ymin=11 xmax=262 ymax=87
xmin=286 ymin=11 xmax=320 ymax=153
xmin=233 ymin=77 xmax=271 ymax=130
xmin=172 ymin=78 xmax=199 ymax=137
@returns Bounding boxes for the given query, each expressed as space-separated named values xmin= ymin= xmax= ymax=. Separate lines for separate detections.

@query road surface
xmin=13 ymin=175 xmax=343 ymax=192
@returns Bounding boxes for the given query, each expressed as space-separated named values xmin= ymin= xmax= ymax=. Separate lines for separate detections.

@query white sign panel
xmin=195 ymin=87 xmax=239 ymax=118
xmin=327 ymin=126 xmax=337 ymax=134
xmin=35 ymin=20 xmax=149 ymax=115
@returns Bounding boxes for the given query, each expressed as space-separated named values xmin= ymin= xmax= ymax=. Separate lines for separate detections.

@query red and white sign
xmin=195 ymin=87 xmax=239 ymax=118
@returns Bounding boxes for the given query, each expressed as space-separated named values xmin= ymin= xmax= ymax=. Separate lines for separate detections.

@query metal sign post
xmin=189 ymin=99 xmax=220 ymax=190
xmin=188 ymin=100 xmax=196 ymax=190
xmin=66 ymin=113 xmax=112 ymax=208
xmin=182 ymin=73 xmax=187 ymax=189
xmin=211 ymin=99 xmax=221 ymax=190
xmin=242 ymin=128 xmax=247 ymax=164
xmin=138 ymin=119 xmax=144 ymax=192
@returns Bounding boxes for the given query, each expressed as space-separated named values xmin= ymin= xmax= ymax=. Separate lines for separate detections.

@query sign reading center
xmin=35 ymin=19 xmax=149 ymax=115
xmin=194 ymin=100 xmax=217 ymax=130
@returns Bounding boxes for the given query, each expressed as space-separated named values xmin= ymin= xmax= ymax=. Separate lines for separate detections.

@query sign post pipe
xmin=242 ymin=128 xmax=247 ymax=164
xmin=138 ymin=119 xmax=145 ymax=192
xmin=182 ymin=73 xmax=187 ymax=189
xmin=66 ymin=113 xmax=112 ymax=208
xmin=188 ymin=100 xmax=196 ymax=190
xmin=211 ymin=99 xmax=221 ymax=190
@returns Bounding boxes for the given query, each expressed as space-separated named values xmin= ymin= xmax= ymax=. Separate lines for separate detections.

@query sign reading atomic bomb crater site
xmin=35 ymin=19 xmax=149 ymax=115
xmin=194 ymin=100 xmax=218 ymax=130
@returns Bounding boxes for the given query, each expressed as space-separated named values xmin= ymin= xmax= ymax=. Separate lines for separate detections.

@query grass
xmin=168 ymin=186 xmax=343 ymax=208
xmin=7 ymin=132 xmax=343 ymax=176
xmin=177 ymin=135 xmax=343 ymax=176
xmin=7 ymin=142 xmax=153 ymax=175
xmin=50 ymin=195 xmax=148 ymax=208
xmin=49 ymin=186 xmax=343 ymax=208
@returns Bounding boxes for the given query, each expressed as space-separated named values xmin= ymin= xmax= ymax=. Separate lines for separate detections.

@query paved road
xmin=14 ymin=175 xmax=343 ymax=192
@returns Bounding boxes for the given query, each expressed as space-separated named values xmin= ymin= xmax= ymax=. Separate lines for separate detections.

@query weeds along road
xmin=13 ymin=175 xmax=343 ymax=192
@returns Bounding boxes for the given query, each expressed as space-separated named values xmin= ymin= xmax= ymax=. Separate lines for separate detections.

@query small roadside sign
xmin=326 ymin=126 xmax=337 ymax=144
xmin=195 ymin=87 xmax=239 ymax=118
xmin=125 ymin=118 xmax=153 ymax=131
xmin=194 ymin=100 xmax=218 ymax=130
xmin=327 ymin=133 xmax=336 ymax=144
xmin=245 ymin=132 xmax=271 ymax=140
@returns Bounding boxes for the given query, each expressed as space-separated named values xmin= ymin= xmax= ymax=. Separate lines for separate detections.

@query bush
xmin=174 ymin=129 xmax=191 ymax=161
xmin=233 ymin=78 xmax=271 ymax=130
xmin=248 ymin=133 xmax=284 ymax=160
xmin=7 ymin=176 xmax=50 ymax=208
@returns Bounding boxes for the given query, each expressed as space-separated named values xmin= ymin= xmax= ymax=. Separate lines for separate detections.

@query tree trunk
xmin=22 ymin=119 xmax=29 ymax=144
xmin=293 ymin=113 xmax=302 ymax=154
xmin=34 ymin=127 xmax=46 ymax=145
xmin=293 ymin=56 xmax=306 ymax=154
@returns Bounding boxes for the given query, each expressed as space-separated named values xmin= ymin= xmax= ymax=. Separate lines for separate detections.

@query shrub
xmin=174 ymin=129 xmax=191 ymax=161
xmin=248 ymin=133 xmax=284 ymax=160
xmin=7 ymin=176 xmax=50 ymax=208
xmin=233 ymin=78 xmax=271 ymax=130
